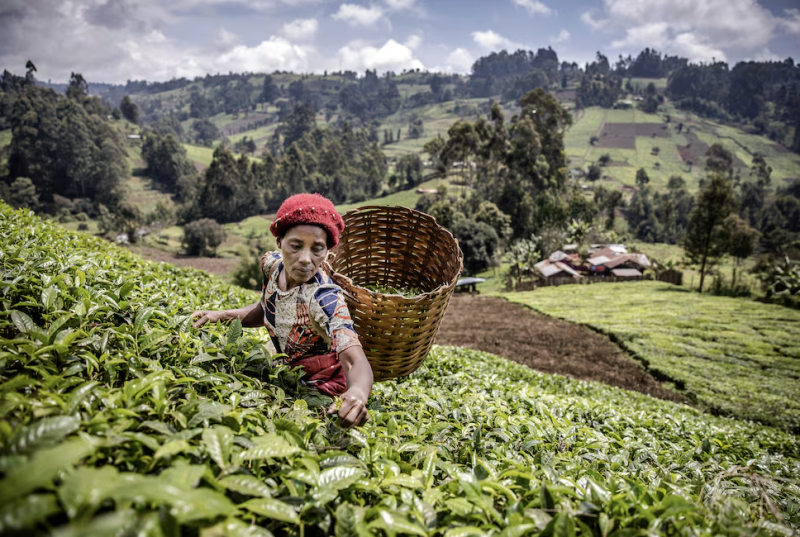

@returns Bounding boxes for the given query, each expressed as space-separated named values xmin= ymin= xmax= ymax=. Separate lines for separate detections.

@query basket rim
xmin=325 ymin=205 xmax=463 ymax=301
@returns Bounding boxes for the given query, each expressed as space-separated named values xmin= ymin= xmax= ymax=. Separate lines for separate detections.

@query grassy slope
xmin=1 ymin=202 xmax=798 ymax=534
xmin=502 ymin=281 xmax=800 ymax=432
xmin=567 ymin=104 xmax=800 ymax=191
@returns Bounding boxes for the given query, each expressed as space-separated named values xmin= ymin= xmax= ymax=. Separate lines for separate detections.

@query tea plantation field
xmin=505 ymin=283 xmax=800 ymax=433
xmin=1 ymin=203 xmax=799 ymax=536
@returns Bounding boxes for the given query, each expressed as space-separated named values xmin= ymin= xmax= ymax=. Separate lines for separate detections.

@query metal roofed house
xmin=603 ymin=253 xmax=652 ymax=270
xmin=535 ymin=260 xmax=582 ymax=280
xmin=611 ymin=268 xmax=643 ymax=279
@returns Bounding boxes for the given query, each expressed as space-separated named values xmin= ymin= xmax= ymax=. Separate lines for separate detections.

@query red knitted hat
xmin=270 ymin=193 xmax=345 ymax=247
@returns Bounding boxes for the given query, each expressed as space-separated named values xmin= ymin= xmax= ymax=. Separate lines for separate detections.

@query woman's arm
xmin=331 ymin=346 xmax=373 ymax=428
xmin=192 ymin=301 xmax=263 ymax=328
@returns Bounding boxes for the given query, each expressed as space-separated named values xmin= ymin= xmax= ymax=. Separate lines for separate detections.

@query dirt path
xmin=435 ymin=294 xmax=687 ymax=403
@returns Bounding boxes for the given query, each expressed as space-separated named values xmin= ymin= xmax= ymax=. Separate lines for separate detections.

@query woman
xmin=192 ymin=193 xmax=373 ymax=428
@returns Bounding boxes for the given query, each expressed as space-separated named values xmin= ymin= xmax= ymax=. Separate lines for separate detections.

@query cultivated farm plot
xmin=1 ymin=203 xmax=798 ymax=535
xmin=595 ymin=123 xmax=670 ymax=150
xmin=505 ymin=281 xmax=800 ymax=433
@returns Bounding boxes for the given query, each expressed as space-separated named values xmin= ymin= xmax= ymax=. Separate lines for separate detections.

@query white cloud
xmin=331 ymin=4 xmax=385 ymax=26
xmin=471 ymin=30 xmax=524 ymax=52
xmin=405 ymin=34 xmax=421 ymax=50
xmin=748 ymin=47 xmax=780 ymax=62
xmin=777 ymin=8 xmax=800 ymax=35
xmin=385 ymin=0 xmax=415 ymax=9
xmin=281 ymin=18 xmax=318 ymax=41
xmin=212 ymin=28 xmax=239 ymax=51
xmin=444 ymin=48 xmax=474 ymax=73
xmin=603 ymin=0 xmax=775 ymax=51
xmin=552 ymin=29 xmax=570 ymax=44
xmin=512 ymin=0 xmax=553 ymax=16
xmin=580 ymin=11 xmax=609 ymax=30
xmin=214 ymin=37 xmax=310 ymax=73
xmin=338 ymin=38 xmax=424 ymax=72
xmin=670 ymin=32 xmax=726 ymax=62
xmin=610 ymin=22 xmax=670 ymax=50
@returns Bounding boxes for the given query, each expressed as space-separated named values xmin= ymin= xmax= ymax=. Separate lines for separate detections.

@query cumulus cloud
xmin=385 ymin=0 xmax=416 ymax=9
xmin=512 ymin=0 xmax=553 ymax=16
xmin=778 ymin=8 xmax=800 ymax=35
xmin=604 ymin=0 xmax=775 ymax=51
xmin=552 ymin=29 xmax=570 ymax=44
xmin=580 ymin=11 xmax=609 ymax=31
xmin=213 ymin=37 xmax=309 ymax=73
xmin=471 ymin=30 xmax=524 ymax=52
xmin=404 ymin=34 xmax=421 ymax=50
xmin=610 ymin=22 xmax=670 ymax=50
xmin=0 ymin=0 xmax=314 ymax=82
xmin=331 ymin=4 xmax=385 ymax=26
xmin=338 ymin=38 xmax=424 ymax=72
xmin=212 ymin=28 xmax=239 ymax=52
xmin=281 ymin=18 xmax=318 ymax=41
xmin=445 ymin=48 xmax=474 ymax=73
xmin=670 ymin=32 xmax=727 ymax=63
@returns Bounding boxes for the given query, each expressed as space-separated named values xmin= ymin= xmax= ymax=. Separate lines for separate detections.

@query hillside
xmin=118 ymin=71 xmax=800 ymax=196
xmin=1 ymin=202 xmax=798 ymax=535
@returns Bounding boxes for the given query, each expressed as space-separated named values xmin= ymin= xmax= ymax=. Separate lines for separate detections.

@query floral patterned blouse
xmin=260 ymin=251 xmax=361 ymax=362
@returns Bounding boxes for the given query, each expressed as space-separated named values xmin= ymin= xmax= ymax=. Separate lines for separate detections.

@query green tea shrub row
xmin=1 ymin=203 xmax=798 ymax=536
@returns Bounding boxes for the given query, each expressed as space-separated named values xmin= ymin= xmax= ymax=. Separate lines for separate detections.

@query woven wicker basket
xmin=325 ymin=205 xmax=463 ymax=381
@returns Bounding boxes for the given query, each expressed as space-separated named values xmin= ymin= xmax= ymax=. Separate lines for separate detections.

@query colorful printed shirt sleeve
xmin=308 ymin=285 xmax=361 ymax=354
xmin=261 ymin=251 xmax=282 ymax=280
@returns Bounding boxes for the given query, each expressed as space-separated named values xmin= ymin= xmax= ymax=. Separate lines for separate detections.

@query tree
xmin=193 ymin=119 xmax=219 ymax=146
xmin=683 ymin=171 xmax=735 ymax=292
xmin=259 ymin=75 xmax=278 ymax=104
xmin=635 ymin=168 xmax=650 ymax=188
xmin=598 ymin=153 xmax=611 ymax=166
xmin=66 ymin=73 xmax=88 ymax=101
xmin=587 ymin=164 xmax=601 ymax=181
xmin=452 ymin=218 xmax=499 ymax=275
xmin=4 ymin=177 xmax=39 ymax=209
xmin=393 ymin=154 xmax=423 ymax=188
xmin=141 ymin=132 xmax=195 ymax=191
xmin=283 ymin=101 xmax=316 ymax=148
xmin=722 ymin=214 xmax=760 ymax=286
xmin=182 ymin=218 xmax=226 ymax=256
xmin=120 ymin=95 xmax=140 ymax=124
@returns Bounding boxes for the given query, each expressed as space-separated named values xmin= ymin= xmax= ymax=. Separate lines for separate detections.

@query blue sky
xmin=1 ymin=0 xmax=799 ymax=83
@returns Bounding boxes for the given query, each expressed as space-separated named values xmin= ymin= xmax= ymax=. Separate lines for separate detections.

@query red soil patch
xmin=435 ymin=294 xmax=687 ymax=403
xmin=596 ymin=122 xmax=670 ymax=149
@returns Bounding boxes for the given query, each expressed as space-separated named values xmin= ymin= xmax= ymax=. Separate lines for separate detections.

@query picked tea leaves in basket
xmin=325 ymin=205 xmax=463 ymax=381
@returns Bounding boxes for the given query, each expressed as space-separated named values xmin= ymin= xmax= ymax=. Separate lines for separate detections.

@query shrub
xmin=182 ymin=218 xmax=226 ymax=256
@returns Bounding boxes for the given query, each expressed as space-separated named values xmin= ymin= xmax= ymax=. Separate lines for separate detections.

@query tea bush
xmin=1 ymin=203 xmax=798 ymax=536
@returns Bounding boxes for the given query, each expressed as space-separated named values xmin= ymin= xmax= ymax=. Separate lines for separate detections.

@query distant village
xmin=535 ymin=244 xmax=652 ymax=282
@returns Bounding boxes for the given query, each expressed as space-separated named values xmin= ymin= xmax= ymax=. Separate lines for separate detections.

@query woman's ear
xmin=276 ymin=237 xmax=282 ymax=248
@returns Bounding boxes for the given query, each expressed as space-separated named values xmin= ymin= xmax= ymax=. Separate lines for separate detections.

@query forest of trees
xmin=0 ymin=67 xmax=128 ymax=218
xmin=2 ymin=43 xmax=799 ymax=281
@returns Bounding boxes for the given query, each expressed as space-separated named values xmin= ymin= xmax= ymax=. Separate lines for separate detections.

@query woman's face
xmin=278 ymin=224 xmax=329 ymax=289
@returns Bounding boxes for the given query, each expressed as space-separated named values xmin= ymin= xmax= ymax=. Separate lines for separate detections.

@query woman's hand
xmin=191 ymin=310 xmax=230 ymax=328
xmin=328 ymin=388 xmax=369 ymax=428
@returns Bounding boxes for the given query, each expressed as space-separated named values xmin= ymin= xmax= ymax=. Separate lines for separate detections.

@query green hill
xmin=1 ymin=202 xmax=799 ymax=535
